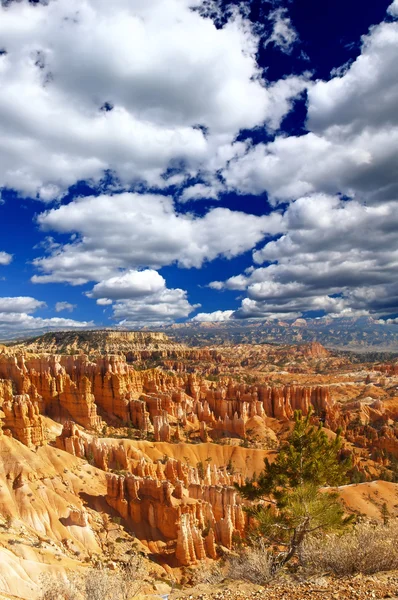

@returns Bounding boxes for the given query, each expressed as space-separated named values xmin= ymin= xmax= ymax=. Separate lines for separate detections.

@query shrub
xmin=227 ymin=542 xmax=274 ymax=585
xmin=300 ymin=521 xmax=398 ymax=576
xmin=190 ymin=562 xmax=224 ymax=586
xmin=115 ymin=556 xmax=148 ymax=599
xmin=196 ymin=461 xmax=205 ymax=480
xmin=40 ymin=573 xmax=82 ymax=600
xmin=40 ymin=555 xmax=148 ymax=600
xmin=84 ymin=569 xmax=114 ymax=600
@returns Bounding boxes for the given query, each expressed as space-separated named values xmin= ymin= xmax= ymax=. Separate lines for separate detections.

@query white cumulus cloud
xmin=87 ymin=269 xmax=199 ymax=324
xmin=192 ymin=310 xmax=234 ymax=322
xmin=114 ymin=288 xmax=199 ymax=325
xmin=0 ymin=0 xmax=307 ymax=200
xmin=0 ymin=313 xmax=93 ymax=335
xmin=180 ymin=183 xmax=220 ymax=203
xmin=55 ymin=301 xmax=76 ymax=313
xmin=0 ymin=251 xmax=12 ymax=265
xmin=0 ymin=296 xmax=91 ymax=336
xmin=224 ymin=16 xmax=398 ymax=205
xmin=88 ymin=270 xmax=166 ymax=301
xmin=388 ymin=0 xmax=398 ymax=17
xmin=0 ymin=296 xmax=46 ymax=313
xmin=32 ymin=193 xmax=284 ymax=284
xmin=211 ymin=195 xmax=398 ymax=319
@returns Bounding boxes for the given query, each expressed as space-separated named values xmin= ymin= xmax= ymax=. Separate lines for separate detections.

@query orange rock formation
xmin=0 ymin=338 xmax=397 ymax=580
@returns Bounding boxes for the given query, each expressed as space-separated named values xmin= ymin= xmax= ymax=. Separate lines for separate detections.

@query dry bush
xmin=40 ymin=573 xmax=83 ymax=600
xmin=40 ymin=555 xmax=148 ymax=600
xmin=227 ymin=542 xmax=275 ymax=585
xmin=84 ymin=569 xmax=115 ymax=600
xmin=190 ymin=561 xmax=224 ymax=586
xmin=301 ymin=521 xmax=398 ymax=576
xmin=114 ymin=556 xmax=148 ymax=599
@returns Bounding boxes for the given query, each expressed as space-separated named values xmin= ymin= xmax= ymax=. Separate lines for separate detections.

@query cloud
xmin=0 ymin=251 xmax=12 ymax=265
xmin=0 ymin=0 xmax=307 ymax=200
xmin=32 ymin=193 xmax=283 ymax=284
xmin=2 ymin=0 xmax=395 ymax=331
xmin=235 ymin=301 xmax=303 ymax=321
xmin=86 ymin=268 xmax=199 ymax=324
xmin=88 ymin=269 xmax=165 ymax=301
xmin=192 ymin=310 xmax=234 ymax=322
xmin=209 ymin=273 xmax=250 ymax=291
xmin=0 ymin=296 xmax=46 ymax=313
xmin=211 ymin=194 xmax=398 ymax=319
xmin=307 ymin=23 xmax=398 ymax=136
xmin=55 ymin=301 xmax=76 ymax=313
xmin=217 ymin=7 xmax=398 ymax=322
xmin=96 ymin=298 xmax=113 ymax=306
xmin=113 ymin=288 xmax=199 ymax=325
xmin=0 ymin=313 xmax=93 ymax=334
xmin=388 ymin=0 xmax=398 ymax=17
xmin=224 ymin=16 xmax=398 ymax=204
xmin=180 ymin=183 xmax=220 ymax=203
xmin=264 ymin=8 xmax=298 ymax=54
xmin=0 ymin=296 xmax=91 ymax=336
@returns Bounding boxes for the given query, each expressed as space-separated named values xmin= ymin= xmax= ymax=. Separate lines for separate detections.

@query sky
xmin=0 ymin=0 xmax=397 ymax=336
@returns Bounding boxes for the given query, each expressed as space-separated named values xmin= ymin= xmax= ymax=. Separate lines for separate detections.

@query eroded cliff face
xmin=2 ymin=395 xmax=46 ymax=447
xmin=0 ymin=375 xmax=46 ymax=447
xmin=54 ymin=421 xmax=257 ymax=566
xmin=104 ymin=466 xmax=245 ymax=566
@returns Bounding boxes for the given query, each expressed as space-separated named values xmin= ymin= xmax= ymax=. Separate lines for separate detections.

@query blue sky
xmin=0 ymin=0 xmax=397 ymax=335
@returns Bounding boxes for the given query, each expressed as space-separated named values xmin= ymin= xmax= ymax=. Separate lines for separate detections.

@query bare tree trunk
xmin=276 ymin=517 xmax=310 ymax=570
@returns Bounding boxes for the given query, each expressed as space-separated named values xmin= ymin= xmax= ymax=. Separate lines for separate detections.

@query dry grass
xmin=40 ymin=555 xmax=148 ymax=600
xmin=84 ymin=569 xmax=115 ymax=600
xmin=40 ymin=573 xmax=83 ymax=600
xmin=301 ymin=521 xmax=398 ymax=576
xmin=190 ymin=562 xmax=224 ymax=586
xmin=227 ymin=542 xmax=275 ymax=585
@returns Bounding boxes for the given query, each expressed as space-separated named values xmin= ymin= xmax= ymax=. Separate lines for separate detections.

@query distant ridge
xmin=3 ymin=317 xmax=398 ymax=352
xmin=162 ymin=317 xmax=398 ymax=352
xmin=9 ymin=329 xmax=186 ymax=355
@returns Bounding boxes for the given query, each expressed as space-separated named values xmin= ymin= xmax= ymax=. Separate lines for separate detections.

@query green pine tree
xmin=238 ymin=410 xmax=354 ymax=569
